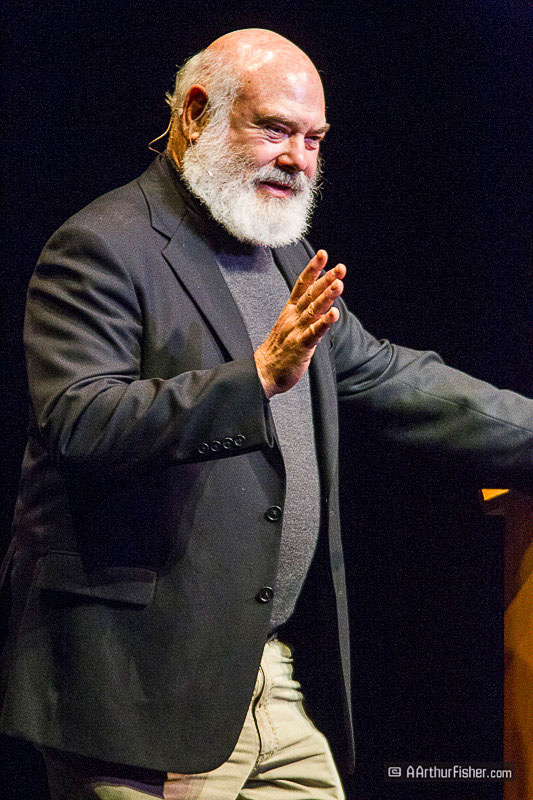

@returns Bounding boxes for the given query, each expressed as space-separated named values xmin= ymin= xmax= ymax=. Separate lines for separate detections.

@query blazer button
xmin=210 ymin=440 xmax=222 ymax=452
xmin=222 ymin=437 xmax=234 ymax=450
xmin=264 ymin=506 xmax=282 ymax=522
xmin=234 ymin=434 xmax=246 ymax=448
xmin=256 ymin=586 xmax=274 ymax=603
xmin=197 ymin=443 xmax=209 ymax=455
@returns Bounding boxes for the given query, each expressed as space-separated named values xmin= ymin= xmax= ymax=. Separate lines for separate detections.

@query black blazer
xmin=2 ymin=155 xmax=531 ymax=773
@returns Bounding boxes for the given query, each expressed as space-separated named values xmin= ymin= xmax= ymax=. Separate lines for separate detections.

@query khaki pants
xmin=43 ymin=639 xmax=346 ymax=799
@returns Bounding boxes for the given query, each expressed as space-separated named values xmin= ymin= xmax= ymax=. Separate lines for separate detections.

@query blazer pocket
xmin=35 ymin=551 xmax=157 ymax=606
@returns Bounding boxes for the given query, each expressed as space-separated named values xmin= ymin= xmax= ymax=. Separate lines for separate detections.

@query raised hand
xmin=254 ymin=250 xmax=345 ymax=398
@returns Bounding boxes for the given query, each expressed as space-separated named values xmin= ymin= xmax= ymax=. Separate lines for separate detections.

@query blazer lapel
xmin=162 ymin=229 xmax=254 ymax=361
xmin=139 ymin=156 xmax=253 ymax=362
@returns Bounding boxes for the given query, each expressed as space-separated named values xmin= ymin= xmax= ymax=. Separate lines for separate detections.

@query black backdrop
xmin=1 ymin=1 xmax=531 ymax=798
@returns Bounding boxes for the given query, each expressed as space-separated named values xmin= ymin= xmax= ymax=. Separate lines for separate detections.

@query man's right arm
xmin=25 ymin=224 xmax=273 ymax=474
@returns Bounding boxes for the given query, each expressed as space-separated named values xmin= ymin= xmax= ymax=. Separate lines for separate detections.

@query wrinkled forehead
xmin=247 ymin=64 xmax=323 ymax=105
xmin=233 ymin=54 xmax=326 ymax=123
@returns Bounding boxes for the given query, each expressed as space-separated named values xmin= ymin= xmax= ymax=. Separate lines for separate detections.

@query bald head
xmin=206 ymin=28 xmax=321 ymax=86
xmin=206 ymin=27 xmax=311 ymax=62
xmin=205 ymin=29 xmax=324 ymax=105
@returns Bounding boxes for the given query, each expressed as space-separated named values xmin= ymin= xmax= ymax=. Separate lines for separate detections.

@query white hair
xmin=165 ymin=50 xmax=242 ymax=124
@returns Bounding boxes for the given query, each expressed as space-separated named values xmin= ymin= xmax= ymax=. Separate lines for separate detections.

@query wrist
xmin=254 ymin=350 xmax=277 ymax=399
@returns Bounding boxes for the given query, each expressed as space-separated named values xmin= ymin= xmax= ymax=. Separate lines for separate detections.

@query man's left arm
xmin=330 ymin=297 xmax=533 ymax=492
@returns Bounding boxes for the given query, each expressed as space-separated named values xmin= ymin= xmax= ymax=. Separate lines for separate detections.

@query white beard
xmin=180 ymin=117 xmax=321 ymax=247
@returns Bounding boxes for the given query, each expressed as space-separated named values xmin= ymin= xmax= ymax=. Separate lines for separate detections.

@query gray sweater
xmin=215 ymin=243 xmax=321 ymax=631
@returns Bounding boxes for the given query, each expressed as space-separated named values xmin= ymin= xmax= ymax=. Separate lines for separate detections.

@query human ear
xmin=181 ymin=85 xmax=209 ymax=142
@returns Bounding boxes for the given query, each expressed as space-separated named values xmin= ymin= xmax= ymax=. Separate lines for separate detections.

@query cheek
xmin=236 ymin=131 xmax=291 ymax=166
xmin=305 ymin=151 xmax=320 ymax=178
xmin=250 ymin=141 xmax=286 ymax=167
xmin=251 ymin=143 xmax=319 ymax=175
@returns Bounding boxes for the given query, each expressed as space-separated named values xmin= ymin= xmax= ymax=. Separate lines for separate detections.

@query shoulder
xmin=41 ymin=156 xmax=188 ymax=260
xmin=46 ymin=173 xmax=151 ymax=252
xmin=32 ymin=161 xmax=170 ymax=292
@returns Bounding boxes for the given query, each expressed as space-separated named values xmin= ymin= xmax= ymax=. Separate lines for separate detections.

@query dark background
xmin=1 ymin=1 xmax=531 ymax=798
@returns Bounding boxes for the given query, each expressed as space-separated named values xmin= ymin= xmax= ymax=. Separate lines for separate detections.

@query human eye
xmin=264 ymin=124 xmax=287 ymax=138
xmin=305 ymin=134 xmax=324 ymax=149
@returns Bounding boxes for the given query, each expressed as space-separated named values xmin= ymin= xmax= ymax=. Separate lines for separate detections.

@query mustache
xmin=252 ymin=165 xmax=313 ymax=194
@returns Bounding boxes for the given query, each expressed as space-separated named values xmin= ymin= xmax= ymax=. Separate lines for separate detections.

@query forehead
xmin=232 ymin=60 xmax=326 ymax=127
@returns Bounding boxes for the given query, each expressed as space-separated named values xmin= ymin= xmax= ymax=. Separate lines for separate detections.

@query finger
xmin=295 ymin=264 xmax=346 ymax=313
xmin=300 ymin=279 xmax=344 ymax=325
xmin=300 ymin=306 xmax=340 ymax=347
xmin=290 ymin=250 xmax=328 ymax=302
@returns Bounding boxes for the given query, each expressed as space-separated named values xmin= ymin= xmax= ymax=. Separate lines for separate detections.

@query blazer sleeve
xmin=330 ymin=297 xmax=533 ymax=491
xmin=24 ymin=223 xmax=274 ymax=473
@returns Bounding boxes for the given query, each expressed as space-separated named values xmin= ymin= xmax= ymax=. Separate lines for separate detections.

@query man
xmin=1 ymin=28 xmax=531 ymax=800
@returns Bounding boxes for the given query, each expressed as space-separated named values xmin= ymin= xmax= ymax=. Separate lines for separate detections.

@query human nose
xmin=275 ymin=134 xmax=309 ymax=174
